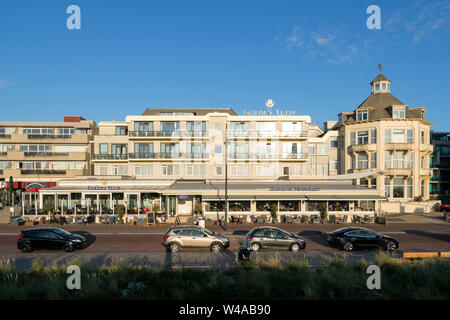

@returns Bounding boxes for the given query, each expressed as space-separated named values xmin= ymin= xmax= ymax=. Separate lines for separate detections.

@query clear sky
xmin=0 ymin=0 xmax=449 ymax=131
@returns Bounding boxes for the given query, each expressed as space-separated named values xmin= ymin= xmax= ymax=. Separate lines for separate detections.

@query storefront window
xmin=328 ymin=201 xmax=349 ymax=211
xmin=42 ymin=194 xmax=55 ymax=213
xmin=229 ymin=201 xmax=251 ymax=212
xmin=307 ymin=201 xmax=326 ymax=211
xmin=393 ymin=178 xmax=405 ymax=198
xmin=279 ymin=201 xmax=299 ymax=211
xmin=256 ymin=201 xmax=278 ymax=212
xmin=355 ymin=201 xmax=375 ymax=211
xmin=205 ymin=201 xmax=225 ymax=212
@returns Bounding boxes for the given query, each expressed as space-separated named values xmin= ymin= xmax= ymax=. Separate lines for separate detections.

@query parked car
xmin=17 ymin=228 xmax=87 ymax=253
xmin=440 ymin=203 xmax=450 ymax=212
xmin=326 ymin=227 xmax=399 ymax=251
xmin=162 ymin=225 xmax=230 ymax=253
xmin=243 ymin=226 xmax=306 ymax=252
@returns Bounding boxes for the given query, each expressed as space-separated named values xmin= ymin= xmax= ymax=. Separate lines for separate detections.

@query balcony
xmin=419 ymin=144 xmax=434 ymax=153
xmin=24 ymin=152 xmax=69 ymax=157
xmin=227 ymin=153 xmax=308 ymax=161
xmin=20 ymin=169 xmax=67 ymax=175
xmin=129 ymin=153 xmax=209 ymax=160
xmin=348 ymin=144 xmax=377 ymax=153
xmin=0 ymin=134 xmax=11 ymax=139
xmin=385 ymin=143 xmax=414 ymax=151
xmin=227 ymin=131 xmax=309 ymax=139
xmin=129 ymin=131 xmax=209 ymax=138
xmin=27 ymin=134 xmax=72 ymax=140
xmin=92 ymin=154 xmax=128 ymax=160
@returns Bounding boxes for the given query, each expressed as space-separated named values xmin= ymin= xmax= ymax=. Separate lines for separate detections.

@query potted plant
xmin=116 ymin=205 xmax=125 ymax=224
xmin=320 ymin=203 xmax=328 ymax=223
xmin=194 ymin=202 xmax=203 ymax=217
xmin=269 ymin=203 xmax=278 ymax=223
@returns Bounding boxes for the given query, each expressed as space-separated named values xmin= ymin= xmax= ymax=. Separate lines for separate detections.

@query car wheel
xmin=169 ymin=242 xmax=180 ymax=253
xmin=290 ymin=243 xmax=301 ymax=252
xmin=63 ymin=243 xmax=74 ymax=252
xmin=250 ymin=242 xmax=261 ymax=252
xmin=20 ymin=243 xmax=32 ymax=253
xmin=210 ymin=242 xmax=223 ymax=253
xmin=386 ymin=241 xmax=397 ymax=251
xmin=342 ymin=241 xmax=354 ymax=251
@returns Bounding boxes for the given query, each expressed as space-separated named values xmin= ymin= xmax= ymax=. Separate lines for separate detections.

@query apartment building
xmin=336 ymin=73 xmax=434 ymax=200
xmin=431 ymin=131 xmax=450 ymax=202
xmin=0 ymin=116 xmax=96 ymax=210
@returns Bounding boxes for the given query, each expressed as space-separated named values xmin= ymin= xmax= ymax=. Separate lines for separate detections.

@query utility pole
xmin=224 ymin=123 xmax=229 ymax=231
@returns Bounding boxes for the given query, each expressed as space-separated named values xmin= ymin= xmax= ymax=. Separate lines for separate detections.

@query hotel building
xmin=430 ymin=131 xmax=450 ymax=202
xmin=336 ymin=73 xmax=434 ymax=201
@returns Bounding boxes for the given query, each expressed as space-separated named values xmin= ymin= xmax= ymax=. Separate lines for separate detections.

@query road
xmin=0 ymin=221 xmax=449 ymax=270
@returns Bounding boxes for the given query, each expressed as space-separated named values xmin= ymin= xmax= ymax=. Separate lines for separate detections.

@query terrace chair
xmin=250 ymin=215 xmax=257 ymax=224
xmin=329 ymin=215 xmax=336 ymax=224
xmin=281 ymin=215 xmax=287 ymax=223
xmin=310 ymin=215 xmax=319 ymax=224
xmin=286 ymin=215 xmax=295 ymax=224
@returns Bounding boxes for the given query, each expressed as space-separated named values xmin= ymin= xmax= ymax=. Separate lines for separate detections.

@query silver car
xmin=162 ymin=225 xmax=230 ymax=252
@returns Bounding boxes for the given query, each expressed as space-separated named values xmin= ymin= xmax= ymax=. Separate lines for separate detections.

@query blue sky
xmin=0 ymin=0 xmax=449 ymax=131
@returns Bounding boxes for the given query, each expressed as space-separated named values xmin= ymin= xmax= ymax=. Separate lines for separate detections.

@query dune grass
xmin=0 ymin=253 xmax=449 ymax=300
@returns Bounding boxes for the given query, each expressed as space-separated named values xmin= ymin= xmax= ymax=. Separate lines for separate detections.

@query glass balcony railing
xmin=129 ymin=153 xmax=209 ymax=159
xmin=21 ymin=169 xmax=67 ymax=175
xmin=129 ymin=131 xmax=208 ymax=138
xmin=92 ymin=154 xmax=128 ymax=160
xmin=227 ymin=131 xmax=308 ymax=138
xmin=227 ymin=153 xmax=308 ymax=160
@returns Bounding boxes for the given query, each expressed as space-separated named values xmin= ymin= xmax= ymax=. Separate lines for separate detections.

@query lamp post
xmin=224 ymin=124 xmax=229 ymax=231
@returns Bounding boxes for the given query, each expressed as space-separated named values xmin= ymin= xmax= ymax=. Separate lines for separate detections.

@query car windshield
xmin=203 ymin=228 xmax=215 ymax=236
xmin=52 ymin=229 xmax=72 ymax=237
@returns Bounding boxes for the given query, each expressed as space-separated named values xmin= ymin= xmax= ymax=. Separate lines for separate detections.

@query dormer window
xmin=421 ymin=109 xmax=426 ymax=120
xmin=393 ymin=107 xmax=405 ymax=119
xmin=356 ymin=110 xmax=369 ymax=121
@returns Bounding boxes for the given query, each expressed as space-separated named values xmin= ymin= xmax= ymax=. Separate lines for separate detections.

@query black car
xmin=17 ymin=228 xmax=87 ymax=253
xmin=327 ymin=227 xmax=399 ymax=251
xmin=244 ymin=227 xmax=306 ymax=252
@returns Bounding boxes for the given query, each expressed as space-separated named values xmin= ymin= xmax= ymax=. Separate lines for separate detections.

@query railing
xmin=227 ymin=131 xmax=309 ymax=138
xmin=227 ymin=153 xmax=308 ymax=160
xmin=129 ymin=131 xmax=209 ymax=138
xmin=27 ymin=134 xmax=72 ymax=139
xmin=24 ymin=152 xmax=69 ymax=157
xmin=129 ymin=153 xmax=209 ymax=160
xmin=20 ymin=170 xmax=67 ymax=175
xmin=0 ymin=134 xmax=11 ymax=139
xmin=0 ymin=152 xmax=7 ymax=156
xmin=92 ymin=154 xmax=128 ymax=160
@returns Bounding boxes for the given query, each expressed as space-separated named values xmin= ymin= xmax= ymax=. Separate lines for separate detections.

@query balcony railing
xmin=92 ymin=154 xmax=128 ymax=160
xmin=0 ymin=152 xmax=7 ymax=156
xmin=227 ymin=131 xmax=309 ymax=138
xmin=129 ymin=153 xmax=209 ymax=160
xmin=27 ymin=134 xmax=72 ymax=140
xmin=21 ymin=169 xmax=67 ymax=175
xmin=24 ymin=152 xmax=69 ymax=157
xmin=0 ymin=134 xmax=11 ymax=139
xmin=227 ymin=153 xmax=308 ymax=160
xmin=129 ymin=131 xmax=209 ymax=138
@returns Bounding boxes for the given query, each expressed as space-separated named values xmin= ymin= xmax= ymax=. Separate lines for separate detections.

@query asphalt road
xmin=0 ymin=221 xmax=448 ymax=270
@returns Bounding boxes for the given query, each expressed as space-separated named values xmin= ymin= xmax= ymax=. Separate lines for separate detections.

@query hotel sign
xmin=243 ymin=99 xmax=296 ymax=116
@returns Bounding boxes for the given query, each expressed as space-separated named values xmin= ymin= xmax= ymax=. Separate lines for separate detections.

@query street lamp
xmin=224 ymin=124 xmax=229 ymax=231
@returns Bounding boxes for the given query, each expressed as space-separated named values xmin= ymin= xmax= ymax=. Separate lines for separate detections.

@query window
xmin=309 ymin=164 xmax=316 ymax=176
xmin=288 ymin=164 xmax=303 ymax=176
xmin=98 ymin=166 xmax=108 ymax=175
xmin=115 ymin=127 xmax=127 ymax=135
xmin=256 ymin=165 xmax=277 ymax=176
xmin=54 ymin=145 xmax=86 ymax=153
xmin=355 ymin=200 xmax=377 ymax=212
xmin=187 ymin=121 xmax=206 ymax=134
xmin=385 ymin=178 xmax=391 ymax=197
xmin=161 ymin=164 xmax=179 ymax=176
xmin=317 ymin=164 xmax=328 ymax=176
xmin=393 ymin=152 xmax=405 ymax=169
xmin=329 ymin=160 xmax=338 ymax=171
xmin=111 ymin=144 xmax=127 ymax=155
xmin=135 ymin=143 xmax=153 ymax=154
xmin=421 ymin=110 xmax=426 ymax=120
xmin=214 ymin=166 xmax=222 ymax=176
xmin=134 ymin=164 xmax=153 ymax=176
xmin=385 ymin=153 xmax=391 ymax=169
xmin=134 ymin=122 xmax=153 ymax=132
xmin=112 ymin=165 xmax=128 ymax=176
xmin=358 ymin=153 xmax=368 ymax=169
xmin=230 ymin=164 xmax=249 ymax=177
xmin=407 ymin=177 xmax=413 ymax=198
xmin=385 ymin=129 xmax=391 ymax=143
xmin=214 ymin=123 xmax=223 ymax=133
xmin=23 ymin=128 xmax=54 ymax=135
xmin=308 ymin=144 xmax=316 ymax=155
xmin=99 ymin=144 xmax=108 ymax=155
xmin=282 ymin=122 xmax=303 ymax=136
xmin=421 ymin=156 xmax=426 ymax=169
xmin=370 ymin=153 xmax=377 ymax=168
xmin=421 ymin=131 xmax=426 ymax=144
xmin=257 ymin=122 xmax=276 ymax=136
xmin=215 ymin=145 xmax=222 ymax=154
xmin=407 ymin=129 xmax=414 ymax=143
xmin=356 ymin=110 xmax=368 ymax=121
xmin=317 ymin=144 xmax=327 ymax=155
xmin=393 ymin=178 xmax=405 ymax=198
xmin=406 ymin=153 xmax=413 ymax=168
xmin=0 ymin=144 xmax=14 ymax=152
xmin=307 ymin=201 xmax=326 ymax=211
xmin=393 ymin=107 xmax=406 ymax=119
xmin=186 ymin=164 xmax=206 ymax=176
xmin=229 ymin=201 xmax=251 ymax=212
xmin=371 ymin=129 xmax=377 ymax=144
xmin=392 ymin=129 xmax=405 ymax=143
xmin=350 ymin=132 xmax=356 ymax=145
xmin=330 ymin=138 xmax=338 ymax=149
xmin=349 ymin=154 xmax=355 ymax=170
xmin=358 ymin=131 xmax=369 ymax=145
